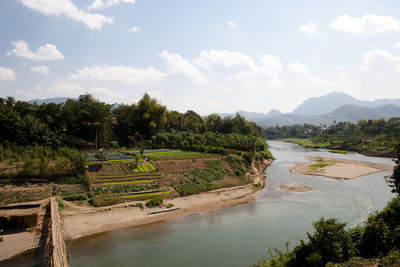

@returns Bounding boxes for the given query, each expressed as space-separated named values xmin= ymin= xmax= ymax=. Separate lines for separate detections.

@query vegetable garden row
xmin=89 ymin=159 xmax=175 ymax=206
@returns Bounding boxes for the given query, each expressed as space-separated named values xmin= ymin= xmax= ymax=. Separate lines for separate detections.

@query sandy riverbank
xmin=62 ymin=159 xmax=272 ymax=240
xmin=290 ymin=157 xmax=393 ymax=180
xmin=280 ymin=183 xmax=312 ymax=192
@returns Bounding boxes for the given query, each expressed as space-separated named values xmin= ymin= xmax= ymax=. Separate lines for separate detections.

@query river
xmin=4 ymin=141 xmax=395 ymax=267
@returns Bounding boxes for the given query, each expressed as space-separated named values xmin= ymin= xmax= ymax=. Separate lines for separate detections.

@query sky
xmin=1 ymin=0 xmax=400 ymax=115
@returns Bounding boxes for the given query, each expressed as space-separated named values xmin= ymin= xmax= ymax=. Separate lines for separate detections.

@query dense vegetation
xmin=1 ymin=93 xmax=265 ymax=151
xmin=255 ymin=146 xmax=400 ymax=266
xmin=0 ymin=93 xmax=271 ymax=184
xmin=264 ymin=118 xmax=400 ymax=157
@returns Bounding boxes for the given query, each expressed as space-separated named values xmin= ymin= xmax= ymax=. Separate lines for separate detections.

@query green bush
xmin=146 ymin=197 xmax=163 ymax=208
xmin=135 ymin=203 xmax=144 ymax=209
xmin=56 ymin=197 xmax=64 ymax=210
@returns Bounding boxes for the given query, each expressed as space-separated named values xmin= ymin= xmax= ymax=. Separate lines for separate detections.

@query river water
xmin=67 ymin=141 xmax=395 ymax=267
xmin=4 ymin=141 xmax=395 ymax=267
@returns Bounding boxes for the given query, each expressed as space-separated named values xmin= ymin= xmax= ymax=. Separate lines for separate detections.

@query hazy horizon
xmin=1 ymin=0 xmax=400 ymax=115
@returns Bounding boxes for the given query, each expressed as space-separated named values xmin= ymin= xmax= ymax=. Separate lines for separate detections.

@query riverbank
xmin=62 ymin=159 xmax=272 ymax=240
xmin=290 ymin=157 xmax=393 ymax=180
xmin=278 ymin=138 xmax=396 ymax=158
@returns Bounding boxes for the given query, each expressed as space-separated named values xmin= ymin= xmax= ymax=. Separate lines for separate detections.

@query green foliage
xmin=268 ymin=118 xmax=400 ymax=157
xmin=184 ymin=161 xmax=225 ymax=182
xmin=382 ymin=250 xmax=400 ymax=265
xmin=173 ymin=178 xmax=215 ymax=196
xmin=145 ymin=197 xmax=163 ymax=208
xmin=135 ymin=203 xmax=144 ymax=209
xmin=166 ymin=203 xmax=174 ymax=209
xmin=173 ymin=160 xmax=227 ymax=196
xmin=310 ymin=163 xmax=329 ymax=170
xmin=1 ymin=145 xmax=85 ymax=183
xmin=95 ymin=150 xmax=108 ymax=161
xmin=227 ymin=154 xmax=248 ymax=175
xmin=385 ymin=144 xmax=400 ymax=194
xmin=56 ymin=197 xmax=64 ymax=210
xmin=305 ymin=218 xmax=356 ymax=265
xmin=63 ymin=193 xmax=88 ymax=201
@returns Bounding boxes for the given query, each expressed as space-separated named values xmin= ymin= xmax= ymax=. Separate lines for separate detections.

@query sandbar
xmin=290 ymin=157 xmax=393 ymax=180
xmin=280 ymin=184 xmax=312 ymax=192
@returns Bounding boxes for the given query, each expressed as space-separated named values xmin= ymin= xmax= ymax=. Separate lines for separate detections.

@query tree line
xmin=264 ymin=118 xmax=400 ymax=156
xmin=0 ymin=93 xmax=263 ymax=150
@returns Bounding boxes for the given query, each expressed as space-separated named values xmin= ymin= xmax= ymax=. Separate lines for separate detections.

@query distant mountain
xmin=258 ymin=104 xmax=400 ymax=126
xmin=219 ymin=109 xmax=283 ymax=122
xmin=292 ymin=92 xmax=400 ymax=116
xmin=28 ymin=97 xmax=72 ymax=105
xmin=220 ymin=92 xmax=400 ymax=126
xmin=266 ymin=109 xmax=283 ymax=117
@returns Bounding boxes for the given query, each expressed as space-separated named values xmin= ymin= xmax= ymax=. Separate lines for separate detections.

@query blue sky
xmin=1 ymin=0 xmax=400 ymax=114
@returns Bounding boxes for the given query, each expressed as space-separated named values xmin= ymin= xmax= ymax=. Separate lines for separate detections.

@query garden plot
xmin=88 ymin=160 xmax=176 ymax=206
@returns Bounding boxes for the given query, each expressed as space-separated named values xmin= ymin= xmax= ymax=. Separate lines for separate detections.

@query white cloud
xmin=330 ymin=14 xmax=400 ymax=34
xmin=30 ymin=65 xmax=50 ymax=75
xmin=226 ymin=21 xmax=237 ymax=28
xmin=47 ymin=81 xmax=84 ymax=95
xmin=88 ymin=0 xmax=135 ymax=10
xmin=288 ymin=62 xmax=310 ymax=75
xmin=394 ymin=42 xmax=400 ymax=48
xmin=362 ymin=48 xmax=400 ymax=75
xmin=194 ymin=50 xmax=256 ymax=74
xmin=7 ymin=40 xmax=64 ymax=61
xmin=159 ymin=50 xmax=207 ymax=83
xmin=16 ymin=82 xmax=84 ymax=99
xmin=194 ymin=50 xmax=283 ymax=87
xmin=289 ymin=62 xmax=348 ymax=90
xmin=19 ymin=0 xmax=113 ymax=30
xmin=0 ymin=66 xmax=16 ymax=81
xmin=298 ymin=22 xmax=318 ymax=35
xmin=70 ymin=65 xmax=167 ymax=84
xmin=89 ymin=87 xmax=122 ymax=101
xmin=128 ymin=26 xmax=142 ymax=33
xmin=88 ymin=0 xmax=104 ymax=10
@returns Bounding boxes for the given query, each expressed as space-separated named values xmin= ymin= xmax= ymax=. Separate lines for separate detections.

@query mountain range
xmin=28 ymin=92 xmax=400 ymax=127
xmin=221 ymin=92 xmax=400 ymax=126
xmin=28 ymin=97 xmax=72 ymax=105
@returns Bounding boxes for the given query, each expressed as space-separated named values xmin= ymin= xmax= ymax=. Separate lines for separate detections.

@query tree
xmin=385 ymin=144 xmax=400 ymax=194
xmin=290 ymin=218 xmax=356 ymax=266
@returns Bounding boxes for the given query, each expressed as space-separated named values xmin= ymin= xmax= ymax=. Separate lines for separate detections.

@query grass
xmin=144 ymin=150 xmax=203 ymax=160
xmin=121 ymin=191 xmax=173 ymax=199
xmin=280 ymin=138 xmax=330 ymax=149
xmin=310 ymin=163 xmax=329 ymax=170
xmin=56 ymin=197 xmax=64 ymax=210
xmin=103 ymin=179 xmax=153 ymax=185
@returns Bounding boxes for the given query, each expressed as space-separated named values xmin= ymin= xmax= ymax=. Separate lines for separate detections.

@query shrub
xmin=135 ymin=203 xmax=144 ymax=209
xmin=146 ymin=197 xmax=163 ymax=208
xmin=56 ymin=197 xmax=64 ymax=210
